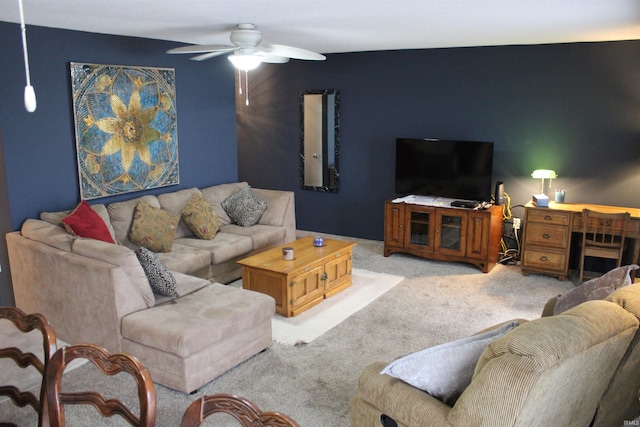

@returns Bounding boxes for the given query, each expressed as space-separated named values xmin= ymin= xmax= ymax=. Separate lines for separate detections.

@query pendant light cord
xmin=18 ymin=0 xmax=31 ymax=87
xmin=18 ymin=0 xmax=36 ymax=112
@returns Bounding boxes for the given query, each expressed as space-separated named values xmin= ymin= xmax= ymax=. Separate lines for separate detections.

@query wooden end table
xmin=237 ymin=236 xmax=357 ymax=317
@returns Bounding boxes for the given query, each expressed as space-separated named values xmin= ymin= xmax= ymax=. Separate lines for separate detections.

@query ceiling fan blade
xmin=190 ymin=50 xmax=236 ymax=61
xmin=166 ymin=44 xmax=235 ymax=54
xmin=260 ymin=44 xmax=326 ymax=61
xmin=257 ymin=53 xmax=290 ymax=64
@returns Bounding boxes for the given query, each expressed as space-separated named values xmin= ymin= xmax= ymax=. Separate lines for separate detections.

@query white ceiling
xmin=2 ymin=0 xmax=640 ymax=55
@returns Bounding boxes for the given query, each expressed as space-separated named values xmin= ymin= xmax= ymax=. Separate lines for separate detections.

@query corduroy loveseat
xmin=351 ymin=278 xmax=640 ymax=426
xmin=6 ymin=181 xmax=295 ymax=393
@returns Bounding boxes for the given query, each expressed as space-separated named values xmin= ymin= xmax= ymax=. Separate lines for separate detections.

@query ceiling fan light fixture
xmin=228 ymin=52 xmax=263 ymax=71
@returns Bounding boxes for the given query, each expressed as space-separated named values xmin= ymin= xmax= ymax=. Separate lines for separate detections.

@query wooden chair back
xmin=180 ymin=393 xmax=300 ymax=427
xmin=46 ymin=343 xmax=156 ymax=427
xmin=579 ymin=208 xmax=630 ymax=282
xmin=0 ymin=306 xmax=56 ymax=427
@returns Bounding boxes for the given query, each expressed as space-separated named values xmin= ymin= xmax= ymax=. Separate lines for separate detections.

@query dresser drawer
xmin=522 ymin=246 xmax=568 ymax=271
xmin=524 ymin=222 xmax=570 ymax=248
xmin=526 ymin=209 xmax=571 ymax=226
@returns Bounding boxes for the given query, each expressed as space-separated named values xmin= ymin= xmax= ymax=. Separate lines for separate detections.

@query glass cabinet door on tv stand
xmin=408 ymin=210 xmax=433 ymax=249
xmin=384 ymin=200 xmax=503 ymax=273
xmin=434 ymin=211 xmax=467 ymax=256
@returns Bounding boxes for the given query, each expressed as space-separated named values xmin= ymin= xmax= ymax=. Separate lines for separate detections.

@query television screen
xmin=395 ymin=138 xmax=494 ymax=202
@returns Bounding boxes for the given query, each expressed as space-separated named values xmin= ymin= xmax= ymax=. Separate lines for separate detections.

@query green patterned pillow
xmin=221 ymin=185 xmax=268 ymax=227
xmin=129 ymin=201 xmax=179 ymax=252
xmin=182 ymin=193 xmax=220 ymax=239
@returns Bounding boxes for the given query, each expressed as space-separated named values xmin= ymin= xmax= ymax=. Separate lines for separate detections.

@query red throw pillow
xmin=61 ymin=200 xmax=115 ymax=243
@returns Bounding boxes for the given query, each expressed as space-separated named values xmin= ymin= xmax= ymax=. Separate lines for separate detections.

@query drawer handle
xmin=542 ymin=233 xmax=550 ymax=239
xmin=544 ymin=215 xmax=552 ymax=221
xmin=539 ymin=256 xmax=549 ymax=261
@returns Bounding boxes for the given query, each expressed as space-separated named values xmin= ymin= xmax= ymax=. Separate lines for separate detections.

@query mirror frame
xmin=299 ymin=89 xmax=340 ymax=192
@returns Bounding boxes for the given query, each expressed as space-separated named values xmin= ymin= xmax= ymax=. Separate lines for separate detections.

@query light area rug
xmin=270 ymin=268 xmax=404 ymax=345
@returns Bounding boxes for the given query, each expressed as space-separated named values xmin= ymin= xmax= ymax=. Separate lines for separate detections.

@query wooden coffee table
xmin=237 ymin=236 xmax=357 ymax=317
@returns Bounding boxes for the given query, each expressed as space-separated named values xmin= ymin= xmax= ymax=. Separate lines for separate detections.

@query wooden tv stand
xmin=383 ymin=200 xmax=503 ymax=273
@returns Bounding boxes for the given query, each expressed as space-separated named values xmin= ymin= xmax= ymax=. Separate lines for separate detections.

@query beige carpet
xmin=270 ymin=268 xmax=404 ymax=345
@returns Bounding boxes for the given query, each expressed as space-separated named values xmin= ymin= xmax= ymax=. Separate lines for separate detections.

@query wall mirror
xmin=300 ymin=89 xmax=340 ymax=192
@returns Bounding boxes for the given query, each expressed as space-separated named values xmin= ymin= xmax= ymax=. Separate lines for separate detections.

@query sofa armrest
xmin=6 ymin=231 xmax=147 ymax=352
xmin=252 ymin=188 xmax=296 ymax=243
xmin=352 ymin=361 xmax=452 ymax=427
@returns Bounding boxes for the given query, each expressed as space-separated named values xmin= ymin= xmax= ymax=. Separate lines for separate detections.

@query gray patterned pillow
xmin=221 ymin=185 xmax=268 ymax=227
xmin=380 ymin=320 xmax=519 ymax=405
xmin=135 ymin=247 xmax=179 ymax=297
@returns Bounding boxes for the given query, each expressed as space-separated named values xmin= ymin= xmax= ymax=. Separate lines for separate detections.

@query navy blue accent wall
xmin=0 ymin=22 xmax=238 ymax=230
xmin=238 ymin=41 xmax=640 ymax=240
xmin=0 ymin=22 xmax=238 ymax=305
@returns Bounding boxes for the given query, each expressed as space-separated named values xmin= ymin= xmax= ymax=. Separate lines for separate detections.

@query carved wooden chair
xmin=0 ymin=306 xmax=57 ymax=427
xmin=180 ymin=393 xmax=300 ymax=427
xmin=579 ymin=208 xmax=630 ymax=282
xmin=46 ymin=343 xmax=156 ymax=427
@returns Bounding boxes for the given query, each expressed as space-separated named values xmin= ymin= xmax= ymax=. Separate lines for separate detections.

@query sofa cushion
xmin=553 ymin=264 xmax=638 ymax=315
xmin=121 ymin=284 xmax=275 ymax=358
xmin=108 ymin=195 xmax=160 ymax=249
xmin=201 ymin=182 xmax=249 ymax=225
xmin=181 ymin=193 xmax=220 ymax=240
xmin=136 ymin=247 xmax=179 ymax=297
xmin=72 ymin=238 xmax=155 ymax=307
xmin=251 ymin=188 xmax=290 ymax=227
xmin=606 ymin=282 xmax=640 ymax=318
xmin=222 ymin=185 xmax=268 ymax=227
xmin=157 ymin=187 xmax=202 ymax=239
xmin=153 ymin=272 xmax=211 ymax=305
xmin=61 ymin=200 xmax=115 ymax=243
xmin=380 ymin=320 xmax=519 ymax=405
xmin=41 ymin=203 xmax=117 ymax=242
xmin=153 ymin=243 xmax=212 ymax=275
xmin=129 ymin=201 xmax=179 ymax=253
xmin=219 ymin=224 xmax=285 ymax=250
xmin=174 ymin=233 xmax=253 ymax=265
xmin=21 ymin=219 xmax=77 ymax=252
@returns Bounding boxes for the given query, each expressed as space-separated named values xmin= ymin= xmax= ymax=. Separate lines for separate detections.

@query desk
xmin=521 ymin=201 xmax=640 ymax=280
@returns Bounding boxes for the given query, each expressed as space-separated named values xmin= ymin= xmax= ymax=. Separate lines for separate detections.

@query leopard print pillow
xmin=135 ymin=247 xmax=179 ymax=297
xmin=221 ymin=185 xmax=268 ymax=227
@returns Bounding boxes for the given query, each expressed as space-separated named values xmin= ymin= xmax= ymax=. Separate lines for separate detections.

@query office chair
xmin=579 ymin=208 xmax=630 ymax=283
xmin=0 ymin=306 xmax=57 ymax=427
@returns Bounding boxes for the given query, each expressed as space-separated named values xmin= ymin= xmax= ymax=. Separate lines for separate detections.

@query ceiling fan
xmin=166 ymin=23 xmax=326 ymax=70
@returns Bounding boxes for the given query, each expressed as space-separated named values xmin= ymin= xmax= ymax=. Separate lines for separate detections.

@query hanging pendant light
xmin=18 ymin=0 xmax=36 ymax=112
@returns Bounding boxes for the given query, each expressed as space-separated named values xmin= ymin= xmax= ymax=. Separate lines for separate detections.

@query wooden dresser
xmin=521 ymin=204 xmax=573 ymax=280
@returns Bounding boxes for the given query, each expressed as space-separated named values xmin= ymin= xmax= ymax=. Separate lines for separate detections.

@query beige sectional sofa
xmin=6 ymin=181 xmax=296 ymax=393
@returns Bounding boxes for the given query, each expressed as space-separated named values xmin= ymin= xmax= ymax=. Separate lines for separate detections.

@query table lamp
xmin=531 ymin=169 xmax=557 ymax=195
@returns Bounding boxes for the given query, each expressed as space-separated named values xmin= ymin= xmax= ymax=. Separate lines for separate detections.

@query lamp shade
xmin=531 ymin=169 xmax=557 ymax=179
xmin=228 ymin=53 xmax=263 ymax=71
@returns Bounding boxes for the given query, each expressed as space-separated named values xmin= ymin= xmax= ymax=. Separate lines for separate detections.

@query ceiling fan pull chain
xmin=238 ymin=68 xmax=242 ymax=95
xmin=245 ymin=70 xmax=250 ymax=106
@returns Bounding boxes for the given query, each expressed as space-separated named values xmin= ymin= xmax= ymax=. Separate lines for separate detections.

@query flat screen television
xmin=395 ymin=138 xmax=494 ymax=202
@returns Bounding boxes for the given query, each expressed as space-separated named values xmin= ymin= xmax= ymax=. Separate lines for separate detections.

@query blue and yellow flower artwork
xmin=70 ymin=63 xmax=179 ymax=199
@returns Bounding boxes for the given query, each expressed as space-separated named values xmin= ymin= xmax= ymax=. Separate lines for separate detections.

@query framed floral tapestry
xmin=70 ymin=63 xmax=179 ymax=199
